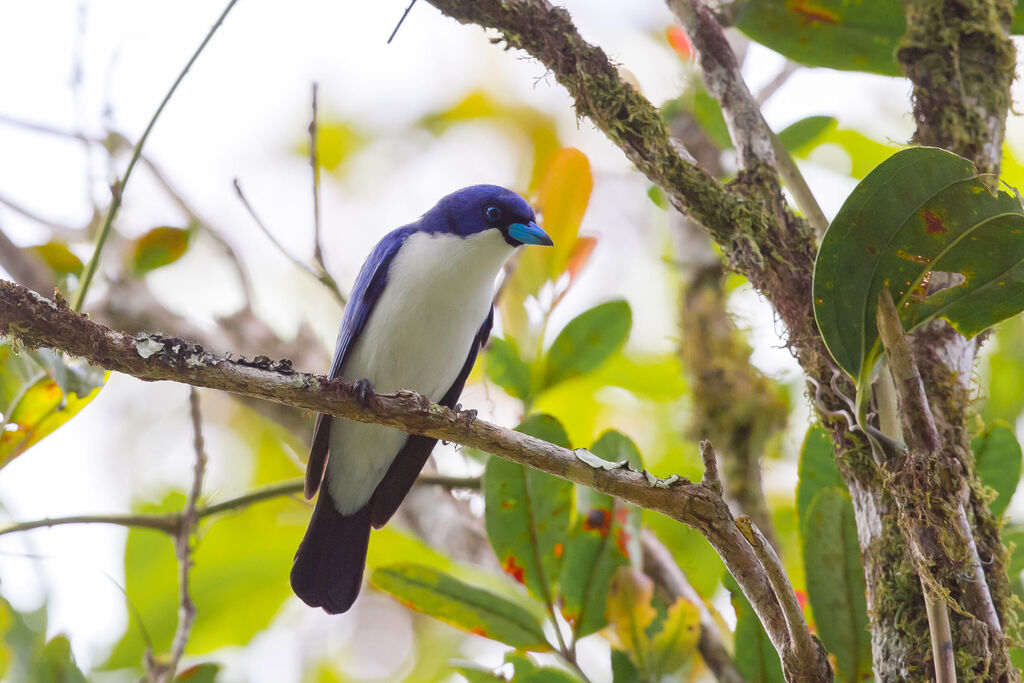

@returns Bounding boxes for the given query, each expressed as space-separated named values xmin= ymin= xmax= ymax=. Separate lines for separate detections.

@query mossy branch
xmin=0 ymin=279 xmax=816 ymax=675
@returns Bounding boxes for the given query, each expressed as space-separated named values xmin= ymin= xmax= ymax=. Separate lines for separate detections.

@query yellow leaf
xmin=537 ymin=147 xmax=593 ymax=275
xmin=604 ymin=567 xmax=657 ymax=667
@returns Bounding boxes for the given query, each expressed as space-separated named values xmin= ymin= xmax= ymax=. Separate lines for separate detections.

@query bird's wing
xmin=368 ymin=306 xmax=494 ymax=528
xmin=304 ymin=228 xmax=414 ymax=499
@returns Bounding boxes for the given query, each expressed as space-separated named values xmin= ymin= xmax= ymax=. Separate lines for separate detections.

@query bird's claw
xmin=454 ymin=403 xmax=477 ymax=424
xmin=353 ymin=378 xmax=377 ymax=406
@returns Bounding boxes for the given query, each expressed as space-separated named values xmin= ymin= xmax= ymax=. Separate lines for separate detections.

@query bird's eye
xmin=484 ymin=205 xmax=502 ymax=222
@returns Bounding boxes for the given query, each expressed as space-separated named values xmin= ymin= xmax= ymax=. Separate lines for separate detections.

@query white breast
xmin=327 ymin=229 xmax=514 ymax=513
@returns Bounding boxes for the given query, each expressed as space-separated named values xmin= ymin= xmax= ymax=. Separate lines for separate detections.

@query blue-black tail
xmin=290 ymin=489 xmax=371 ymax=614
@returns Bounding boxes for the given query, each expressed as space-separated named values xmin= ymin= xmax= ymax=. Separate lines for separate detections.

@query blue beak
xmin=508 ymin=221 xmax=553 ymax=247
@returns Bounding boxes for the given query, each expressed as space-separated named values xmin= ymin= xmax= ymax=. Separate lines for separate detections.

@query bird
xmin=290 ymin=184 xmax=553 ymax=614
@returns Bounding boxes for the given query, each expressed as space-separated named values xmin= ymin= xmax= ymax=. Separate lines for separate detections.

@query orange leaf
xmin=537 ymin=147 xmax=593 ymax=263
xmin=666 ymin=26 xmax=693 ymax=59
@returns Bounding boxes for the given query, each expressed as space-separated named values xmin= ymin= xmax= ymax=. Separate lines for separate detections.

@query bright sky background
xmin=1 ymin=1 xmax=1021 ymax=681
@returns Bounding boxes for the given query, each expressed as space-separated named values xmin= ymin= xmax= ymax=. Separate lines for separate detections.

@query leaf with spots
xmin=484 ymin=415 xmax=574 ymax=608
xmin=647 ymin=598 xmax=701 ymax=676
xmin=370 ymin=564 xmax=551 ymax=652
xmin=603 ymin=567 xmax=700 ymax=679
xmin=801 ymin=487 xmax=871 ymax=682
xmin=735 ymin=0 xmax=905 ymax=76
xmin=560 ymin=431 xmax=643 ymax=638
xmin=813 ymin=147 xmax=1024 ymax=390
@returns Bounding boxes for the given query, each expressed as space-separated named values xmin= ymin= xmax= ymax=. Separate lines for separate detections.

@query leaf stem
xmin=72 ymin=0 xmax=241 ymax=312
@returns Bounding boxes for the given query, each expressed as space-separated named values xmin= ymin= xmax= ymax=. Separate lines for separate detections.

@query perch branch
xmin=0 ymin=279 xmax=802 ymax=673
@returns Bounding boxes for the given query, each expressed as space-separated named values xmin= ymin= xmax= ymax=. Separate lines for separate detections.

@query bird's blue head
xmin=424 ymin=185 xmax=553 ymax=247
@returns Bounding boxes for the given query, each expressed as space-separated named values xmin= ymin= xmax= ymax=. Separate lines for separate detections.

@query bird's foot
xmin=353 ymin=378 xmax=377 ymax=406
xmin=454 ymin=403 xmax=478 ymax=424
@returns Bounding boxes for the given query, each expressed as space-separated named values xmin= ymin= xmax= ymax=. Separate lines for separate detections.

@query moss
xmin=898 ymin=0 xmax=1016 ymax=174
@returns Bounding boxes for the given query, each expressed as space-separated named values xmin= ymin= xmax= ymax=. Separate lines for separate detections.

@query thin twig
xmin=232 ymin=178 xmax=346 ymax=305
xmin=755 ymin=61 xmax=800 ymax=105
xmin=0 ymin=229 xmax=54 ymax=294
xmin=160 ymin=389 xmax=207 ymax=682
xmin=0 ymin=513 xmax=178 ymax=537
xmin=388 ymin=0 xmax=418 ymax=43
xmin=0 ymin=474 xmax=480 ymax=539
xmin=0 ymin=190 xmax=81 ymax=235
xmin=769 ymin=132 xmax=829 ymax=235
xmin=72 ymin=0 xmax=241 ymax=312
xmin=875 ymin=290 xmax=957 ymax=682
xmin=306 ymin=84 xmax=345 ymax=304
xmin=309 ymin=83 xmax=324 ymax=270
xmin=134 ymin=149 xmax=254 ymax=308
xmin=925 ymin=586 xmax=957 ymax=683
xmin=667 ymin=0 xmax=827 ymax=234
xmin=0 ymin=114 xmax=254 ymax=303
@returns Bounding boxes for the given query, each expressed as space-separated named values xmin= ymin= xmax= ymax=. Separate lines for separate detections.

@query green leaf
xmin=370 ymin=564 xmax=551 ymax=651
xmin=130 ymin=226 xmax=193 ymax=275
xmin=981 ymin=318 xmax=1024 ymax=424
xmin=692 ymin=90 xmax=732 ymax=150
xmin=542 ymin=301 xmax=632 ymax=389
xmin=735 ymin=0 xmax=904 ymax=76
xmin=972 ymin=421 xmax=1023 ymax=518
xmin=175 ymin=663 xmax=221 ymax=682
xmin=726 ymin=573 xmax=784 ymax=683
xmin=813 ymin=147 xmax=1024 ymax=385
xmin=777 ymin=116 xmax=836 ymax=154
xmin=486 ymin=337 xmax=532 ymax=401
xmin=796 ymin=425 xmax=847 ymax=524
xmin=0 ymin=596 xmax=48 ymax=682
xmin=28 ymin=241 xmax=83 ymax=276
xmin=0 ymin=345 xmax=106 ymax=468
xmin=518 ymin=668 xmax=580 ymax=683
xmin=453 ymin=661 xmax=507 ymax=683
xmin=106 ymin=481 xmax=306 ymax=667
xmin=802 ymin=487 xmax=871 ymax=682
xmin=484 ymin=415 xmax=573 ymax=605
xmin=610 ymin=649 xmax=640 ymax=683
xmin=560 ymin=429 xmax=645 ymax=635
xmin=37 ymin=635 xmax=87 ymax=683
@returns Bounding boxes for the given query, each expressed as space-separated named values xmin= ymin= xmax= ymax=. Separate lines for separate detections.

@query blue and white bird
xmin=291 ymin=184 xmax=552 ymax=614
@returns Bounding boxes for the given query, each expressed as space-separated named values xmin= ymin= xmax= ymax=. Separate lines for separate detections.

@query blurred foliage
xmin=130 ymin=224 xmax=196 ymax=276
xmin=0 ymin=345 xmax=106 ymax=469
xmin=8 ymin=8 xmax=1024 ymax=683
xmin=734 ymin=0 xmax=1024 ymax=76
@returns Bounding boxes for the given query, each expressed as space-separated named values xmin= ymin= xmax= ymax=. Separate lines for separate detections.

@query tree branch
xmin=0 ymin=279 xmax=806 ymax=674
xmin=666 ymin=0 xmax=826 ymax=233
